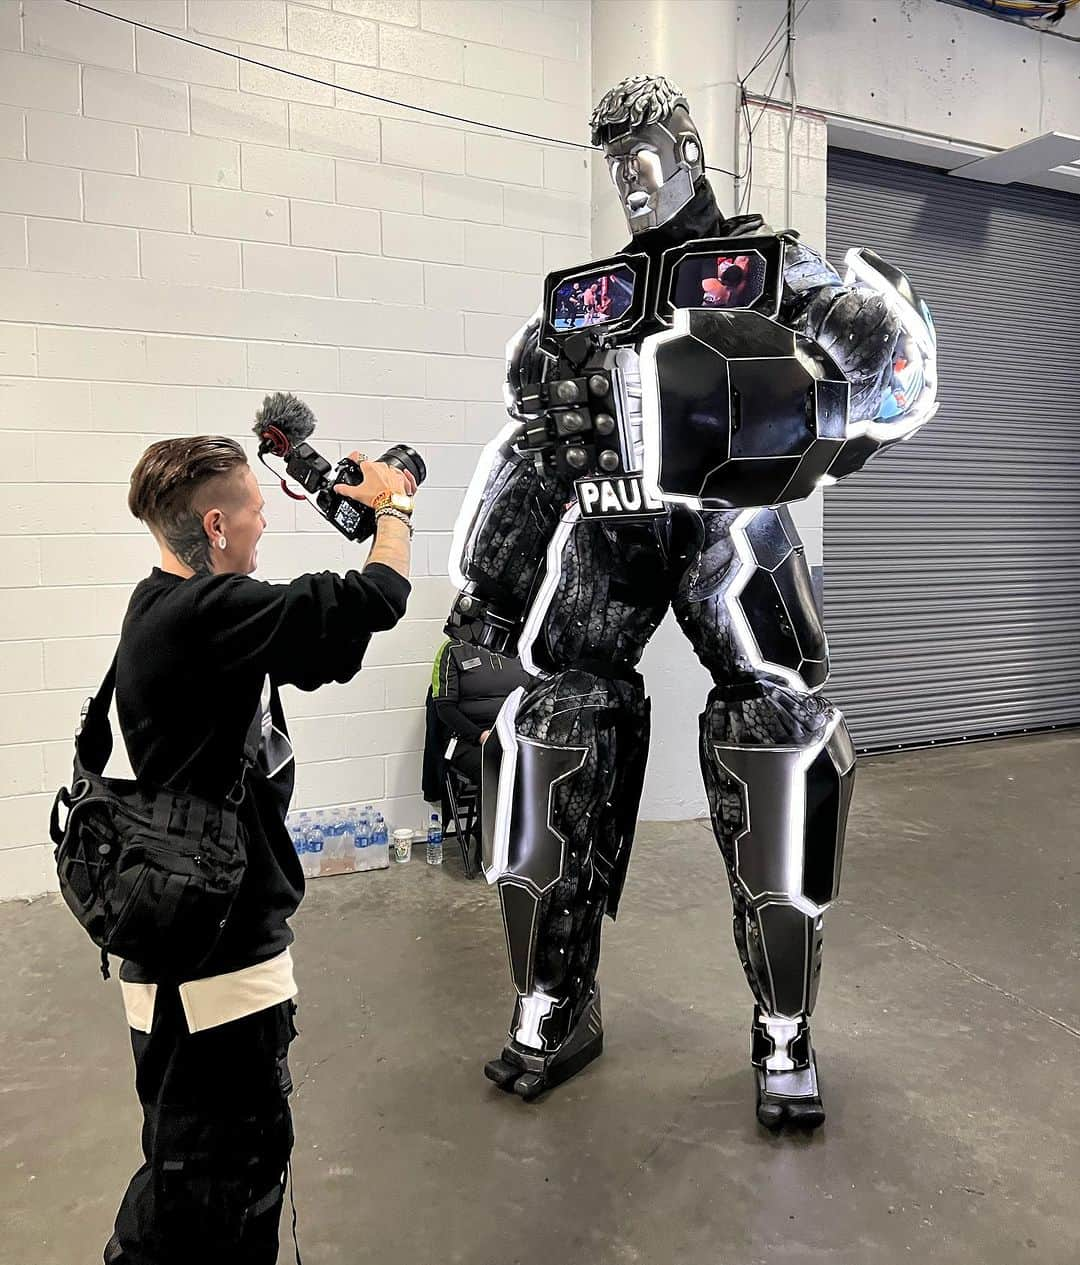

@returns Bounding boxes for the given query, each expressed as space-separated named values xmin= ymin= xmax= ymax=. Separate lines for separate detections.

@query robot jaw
xmin=603 ymin=116 xmax=704 ymax=237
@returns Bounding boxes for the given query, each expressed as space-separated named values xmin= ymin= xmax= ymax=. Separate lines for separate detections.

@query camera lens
xmin=378 ymin=444 xmax=426 ymax=487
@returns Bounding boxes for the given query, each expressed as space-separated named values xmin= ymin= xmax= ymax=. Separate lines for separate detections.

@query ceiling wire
xmin=740 ymin=29 xmax=794 ymax=212
xmin=63 ymin=0 xmax=743 ymax=178
xmin=736 ymin=0 xmax=814 ymax=215
xmin=784 ymin=0 xmax=799 ymax=226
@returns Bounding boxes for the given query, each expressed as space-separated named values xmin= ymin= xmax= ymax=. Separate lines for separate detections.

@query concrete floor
xmin=2 ymin=732 xmax=1079 ymax=1264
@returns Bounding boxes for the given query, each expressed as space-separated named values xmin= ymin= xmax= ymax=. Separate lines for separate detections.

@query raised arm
xmin=780 ymin=237 xmax=939 ymax=481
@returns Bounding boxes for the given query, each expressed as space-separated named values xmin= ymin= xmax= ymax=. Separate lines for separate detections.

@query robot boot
xmin=484 ymin=987 xmax=604 ymax=1101
xmin=751 ymin=1008 xmax=824 ymax=1130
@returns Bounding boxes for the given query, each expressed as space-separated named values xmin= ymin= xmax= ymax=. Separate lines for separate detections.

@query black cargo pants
xmin=105 ymin=987 xmax=297 ymax=1264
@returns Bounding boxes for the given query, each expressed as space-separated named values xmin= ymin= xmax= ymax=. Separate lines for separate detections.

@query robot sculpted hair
xmin=589 ymin=74 xmax=689 ymax=145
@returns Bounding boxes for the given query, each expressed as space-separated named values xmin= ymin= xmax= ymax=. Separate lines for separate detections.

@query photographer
xmin=103 ymin=434 xmax=416 ymax=1264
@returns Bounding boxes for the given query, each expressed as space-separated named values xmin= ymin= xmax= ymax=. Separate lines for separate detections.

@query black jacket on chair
xmin=430 ymin=640 xmax=532 ymax=744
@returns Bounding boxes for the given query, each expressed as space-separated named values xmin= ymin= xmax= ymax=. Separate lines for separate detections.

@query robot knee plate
xmin=482 ymin=673 xmax=642 ymax=888
xmin=701 ymin=688 xmax=855 ymax=1019
xmin=480 ymin=683 xmax=593 ymax=890
xmin=483 ymin=674 xmax=631 ymax=999
xmin=701 ymin=688 xmax=856 ymax=911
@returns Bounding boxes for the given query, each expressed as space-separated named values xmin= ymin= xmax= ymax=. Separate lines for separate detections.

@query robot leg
xmin=481 ymin=669 xmax=650 ymax=1100
xmin=699 ymin=683 xmax=855 ymax=1128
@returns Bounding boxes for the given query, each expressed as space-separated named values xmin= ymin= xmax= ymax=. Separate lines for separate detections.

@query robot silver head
xmin=590 ymin=74 xmax=705 ymax=237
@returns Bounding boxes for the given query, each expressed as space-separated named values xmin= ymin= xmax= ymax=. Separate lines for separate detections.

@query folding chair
xmin=443 ymin=764 xmax=481 ymax=879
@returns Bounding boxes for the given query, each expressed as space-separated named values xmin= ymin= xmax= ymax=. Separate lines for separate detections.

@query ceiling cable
xmin=63 ymin=0 xmax=742 ymax=177
xmin=736 ymin=0 xmax=814 ymax=214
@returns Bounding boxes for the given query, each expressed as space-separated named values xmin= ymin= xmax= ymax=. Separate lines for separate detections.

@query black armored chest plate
xmin=531 ymin=235 xmax=851 ymax=509
xmin=643 ymin=308 xmax=850 ymax=509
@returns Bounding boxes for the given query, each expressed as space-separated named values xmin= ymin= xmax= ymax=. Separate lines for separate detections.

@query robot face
xmin=602 ymin=108 xmax=703 ymax=236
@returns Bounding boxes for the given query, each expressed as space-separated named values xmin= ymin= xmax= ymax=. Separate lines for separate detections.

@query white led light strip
xmin=724 ymin=509 xmax=819 ymax=695
xmin=639 ymin=310 xmax=703 ymax=509
xmin=483 ymin=685 xmax=527 ymax=884
xmin=842 ymin=248 xmax=939 ymax=444
xmin=447 ymin=420 xmax=520 ymax=592
xmin=517 ymin=504 xmax=581 ymax=678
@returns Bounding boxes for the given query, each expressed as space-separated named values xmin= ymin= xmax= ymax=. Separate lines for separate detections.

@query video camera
xmin=253 ymin=393 xmax=425 ymax=543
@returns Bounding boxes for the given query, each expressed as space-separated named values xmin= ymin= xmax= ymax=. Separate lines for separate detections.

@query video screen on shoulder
xmin=551 ymin=266 xmax=636 ymax=331
xmin=671 ymin=250 xmax=768 ymax=311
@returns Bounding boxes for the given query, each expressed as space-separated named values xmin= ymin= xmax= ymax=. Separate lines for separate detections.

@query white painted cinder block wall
xmin=0 ymin=0 xmax=592 ymax=898
xmin=3 ymin=0 xmax=1075 ymax=892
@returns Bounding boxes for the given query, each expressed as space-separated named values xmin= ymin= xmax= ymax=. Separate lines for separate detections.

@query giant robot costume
xmin=446 ymin=76 xmax=938 ymax=1127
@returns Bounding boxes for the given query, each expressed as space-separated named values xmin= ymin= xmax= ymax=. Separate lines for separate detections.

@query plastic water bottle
xmin=307 ymin=814 xmax=325 ymax=877
xmin=318 ymin=810 xmax=334 ymax=874
xmin=289 ymin=815 xmax=307 ymax=869
xmin=336 ymin=806 xmax=355 ymax=872
xmin=336 ymin=809 xmax=352 ymax=871
xmin=314 ymin=814 xmax=331 ymax=875
xmin=426 ymin=812 xmax=443 ymax=866
xmin=294 ymin=812 xmax=313 ymax=879
xmin=372 ymin=812 xmax=388 ymax=855
xmin=354 ymin=808 xmax=371 ymax=860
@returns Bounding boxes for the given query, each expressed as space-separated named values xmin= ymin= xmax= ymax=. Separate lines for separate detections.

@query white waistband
xmin=119 ymin=947 xmax=297 ymax=1035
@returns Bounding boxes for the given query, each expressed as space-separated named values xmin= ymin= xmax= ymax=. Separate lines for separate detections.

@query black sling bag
xmin=49 ymin=652 xmax=260 ymax=980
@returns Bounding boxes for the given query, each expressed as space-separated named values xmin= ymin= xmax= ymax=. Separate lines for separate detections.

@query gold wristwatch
xmin=373 ymin=491 xmax=415 ymax=517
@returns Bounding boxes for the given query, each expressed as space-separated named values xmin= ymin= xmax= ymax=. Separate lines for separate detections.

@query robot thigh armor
xmin=675 ymin=507 xmax=828 ymax=693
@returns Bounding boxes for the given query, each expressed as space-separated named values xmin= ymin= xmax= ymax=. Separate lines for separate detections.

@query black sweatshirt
xmin=431 ymin=640 xmax=531 ymax=743
xmin=115 ymin=563 xmax=410 ymax=981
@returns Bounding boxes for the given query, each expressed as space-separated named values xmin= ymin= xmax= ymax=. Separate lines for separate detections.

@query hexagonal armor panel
xmin=801 ymin=725 xmax=856 ymax=907
xmin=651 ymin=309 xmax=848 ymax=508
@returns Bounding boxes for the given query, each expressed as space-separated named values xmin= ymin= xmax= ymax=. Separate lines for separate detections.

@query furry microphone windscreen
xmin=254 ymin=392 xmax=317 ymax=445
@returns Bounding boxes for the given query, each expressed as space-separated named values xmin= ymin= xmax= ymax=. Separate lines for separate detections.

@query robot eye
xmin=683 ymin=138 xmax=700 ymax=165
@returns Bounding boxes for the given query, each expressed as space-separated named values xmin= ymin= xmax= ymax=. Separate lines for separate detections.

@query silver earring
xmin=217 ymin=536 xmax=227 ymax=549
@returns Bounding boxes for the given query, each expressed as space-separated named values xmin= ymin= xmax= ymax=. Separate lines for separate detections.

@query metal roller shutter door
xmin=823 ymin=149 xmax=1080 ymax=751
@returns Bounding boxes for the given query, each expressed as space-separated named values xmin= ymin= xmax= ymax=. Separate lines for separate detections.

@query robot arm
xmin=446 ymin=314 xmax=569 ymax=652
xmin=505 ymin=308 xmax=546 ymax=422
xmin=781 ymin=239 xmax=938 ymax=481
xmin=781 ymin=238 xmax=902 ymax=422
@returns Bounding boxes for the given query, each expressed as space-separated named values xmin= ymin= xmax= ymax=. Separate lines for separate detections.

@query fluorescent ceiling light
xmin=949 ymin=132 xmax=1080 ymax=184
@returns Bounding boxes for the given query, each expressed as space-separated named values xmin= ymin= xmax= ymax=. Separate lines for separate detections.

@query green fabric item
xmin=431 ymin=639 xmax=451 ymax=698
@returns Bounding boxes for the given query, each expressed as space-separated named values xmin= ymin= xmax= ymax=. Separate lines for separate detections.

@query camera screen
xmin=671 ymin=250 xmax=768 ymax=311
xmin=333 ymin=499 xmax=361 ymax=533
xmin=550 ymin=266 xmax=636 ymax=332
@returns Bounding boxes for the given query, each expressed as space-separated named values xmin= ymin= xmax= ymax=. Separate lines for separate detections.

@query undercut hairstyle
xmin=590 ymin=74 xmax=688 ymax=146
xmin=128 ymin=436 xmax=248 ymax=575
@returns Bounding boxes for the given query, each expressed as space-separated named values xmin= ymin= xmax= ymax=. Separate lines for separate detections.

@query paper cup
xmin=392 ymin=828 xmax=412 ymax=863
